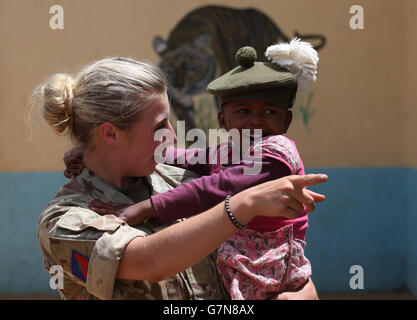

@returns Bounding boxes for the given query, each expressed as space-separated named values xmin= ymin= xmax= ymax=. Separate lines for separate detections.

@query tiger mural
xmin=153 ymin=5 xmax=326 ymax=131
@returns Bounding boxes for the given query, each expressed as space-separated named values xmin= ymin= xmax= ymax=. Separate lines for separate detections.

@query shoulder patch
xmin=71 ymin=250 xmax=89 ymax=282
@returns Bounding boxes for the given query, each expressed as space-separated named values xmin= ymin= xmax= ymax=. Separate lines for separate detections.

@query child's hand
xmin=63 ymin=145 xmax=85 ymax=178
xmin=64 ymin=158 xmax=85 ymax=178
xmin=88 ymin=199 xmax=156 ymax=225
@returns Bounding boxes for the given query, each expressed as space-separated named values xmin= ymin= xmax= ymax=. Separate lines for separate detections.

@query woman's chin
xmin=145 ymin=162 xmax=158 ymax=175
xmin=129 ymin=163 xmax=156 ymax=178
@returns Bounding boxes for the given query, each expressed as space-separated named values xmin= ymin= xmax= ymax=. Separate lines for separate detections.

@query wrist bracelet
xmin=225 ymin=195 xmax=246 ymax=230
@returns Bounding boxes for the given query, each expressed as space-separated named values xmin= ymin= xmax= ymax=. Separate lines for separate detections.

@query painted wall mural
xmin=153 ymin=5 xmax=326 ymax=133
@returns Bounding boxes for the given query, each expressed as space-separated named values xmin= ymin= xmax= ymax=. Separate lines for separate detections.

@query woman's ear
xmin=283 ymin=111 xmax=293 ymax=134
xmin=98 ymin=122 xmax=118 ymax=147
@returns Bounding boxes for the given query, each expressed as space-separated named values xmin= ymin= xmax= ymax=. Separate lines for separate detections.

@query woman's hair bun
xmin=41 ymin=73 xmax=74 ymax=134
xmin=30 ymin=56 xmax=167 ymax=146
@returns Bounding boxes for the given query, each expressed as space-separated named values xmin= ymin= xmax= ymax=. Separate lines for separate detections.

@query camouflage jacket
xmin=37 ymin=164 xmax=227 ymax=300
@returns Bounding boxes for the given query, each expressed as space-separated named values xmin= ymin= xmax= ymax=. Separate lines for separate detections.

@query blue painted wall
xmin=0 ymin=172 xmax=67 ymax=296
xmin=0 ymin=169 xmax=415 ymax=296
xmin=305 ymin=168 xmax=410 ymax=293
xmin=406 ymin=170 xmax=417 ymax=295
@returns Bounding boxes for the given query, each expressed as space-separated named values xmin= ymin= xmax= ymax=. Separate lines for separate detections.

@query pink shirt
xmin=151 ymin=135 xmax=308 ymax=240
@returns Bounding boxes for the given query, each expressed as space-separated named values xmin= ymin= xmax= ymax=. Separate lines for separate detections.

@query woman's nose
xmin=168 ymin=121 xmax=177 ymax=143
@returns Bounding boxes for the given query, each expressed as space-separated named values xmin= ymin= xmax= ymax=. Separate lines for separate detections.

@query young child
xmin=75 ymin=39 xmax=321 ymax=299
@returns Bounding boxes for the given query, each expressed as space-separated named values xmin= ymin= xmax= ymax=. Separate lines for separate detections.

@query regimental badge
xmin=71 ymin=250 xmax=89 ymax=282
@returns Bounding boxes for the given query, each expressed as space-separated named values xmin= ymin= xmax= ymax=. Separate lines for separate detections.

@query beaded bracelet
xmin=225 ymin=195 xmax=246 ymax=230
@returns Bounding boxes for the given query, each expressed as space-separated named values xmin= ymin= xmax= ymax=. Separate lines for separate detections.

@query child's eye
xmin=265 ymin=109 xmax=276 ymax=115
xmin=237 ymin=109 xmax=249 ymax=114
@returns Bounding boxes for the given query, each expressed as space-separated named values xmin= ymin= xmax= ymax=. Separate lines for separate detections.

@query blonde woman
xmin=34 ymin=57 xmax=327 ymax=299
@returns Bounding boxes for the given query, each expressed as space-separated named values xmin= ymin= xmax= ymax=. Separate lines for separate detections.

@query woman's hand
xmin=88 ymin=199 xmax=156 ymax=225
xmin=230 ymin=174 xmax=328 ymax=222
xmin=117 ymin=174 xmax=327 ymax=281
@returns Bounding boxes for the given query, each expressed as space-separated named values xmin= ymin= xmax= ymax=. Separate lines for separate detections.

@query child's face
xmin=218 ymin=99 xmax=292 ymax=138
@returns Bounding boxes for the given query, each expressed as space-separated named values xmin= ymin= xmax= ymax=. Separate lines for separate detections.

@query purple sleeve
xmin=150 ymin=157 xmax=291 ymax=224
xmin=163 ymin=146 xmax=211 ymax=176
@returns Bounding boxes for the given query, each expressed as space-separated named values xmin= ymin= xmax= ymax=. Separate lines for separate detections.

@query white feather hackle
xmin=265 ymin=38 xmax=319 ymax=92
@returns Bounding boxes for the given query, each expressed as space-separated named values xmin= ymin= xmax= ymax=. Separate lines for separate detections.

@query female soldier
xmin=34 ymin=57 xmax=327 ymax=299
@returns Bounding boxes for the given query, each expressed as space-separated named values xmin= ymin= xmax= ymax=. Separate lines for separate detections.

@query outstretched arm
xmin=89 ymin=157 xmax=324 ymax=225
xmin=151 ymin=157 xmax=291 ymax=224
xmin=116 ymin=174 xmax=328 ymax=281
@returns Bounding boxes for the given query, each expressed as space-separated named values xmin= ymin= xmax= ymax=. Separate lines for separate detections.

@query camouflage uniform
xmin=37 ymin=164 xmax=227 ymax=300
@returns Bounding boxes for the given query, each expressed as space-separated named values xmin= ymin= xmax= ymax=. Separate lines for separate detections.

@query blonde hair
xmin=31 ymin=57 xmax=166 ymax=146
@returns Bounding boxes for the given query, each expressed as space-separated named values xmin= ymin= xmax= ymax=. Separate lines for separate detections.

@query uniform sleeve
xmin=150 ymin=157 xmax=291 ymax=224
xmin=39 ymin=203 xmax=150 ymax=300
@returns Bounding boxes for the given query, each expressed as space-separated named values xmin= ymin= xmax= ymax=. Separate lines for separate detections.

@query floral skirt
xmin=216 ymin=225 xmax=311 ymax=300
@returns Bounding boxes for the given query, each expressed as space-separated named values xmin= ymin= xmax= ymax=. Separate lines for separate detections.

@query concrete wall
xmin=0 ymin=0 xmax=415 ymax=296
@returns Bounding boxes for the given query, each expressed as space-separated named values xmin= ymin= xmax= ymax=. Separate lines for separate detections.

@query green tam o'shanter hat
xmin=207 ymin=38 xmax=319 ymax=109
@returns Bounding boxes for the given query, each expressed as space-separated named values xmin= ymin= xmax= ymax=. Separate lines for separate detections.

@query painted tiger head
xmin=153 ymin=34 xmax=216 ymax=107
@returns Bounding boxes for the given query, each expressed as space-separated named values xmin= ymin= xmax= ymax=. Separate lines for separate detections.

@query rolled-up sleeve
xmin=87 ymin=224 xmax=147 ymax=299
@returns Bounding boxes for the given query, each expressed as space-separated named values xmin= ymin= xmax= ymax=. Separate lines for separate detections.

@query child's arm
xmin=88 ymin=136 xmax=311 ymax=226
xmin=152 ymin=157 xmax=292 ymax=224
xmin=153 ymin=135 xmax=304 ymax=224
xmin=163 ymin=146 xmax=212 ymax=176
xmin=88 ymin=199 xmax=156 ymax=226
xmin=87 ymin=156 xmax=292 ymax=225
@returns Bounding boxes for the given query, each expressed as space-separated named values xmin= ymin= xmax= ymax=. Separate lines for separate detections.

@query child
xmin=75 ymin=39 xmax=321 ymax=299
